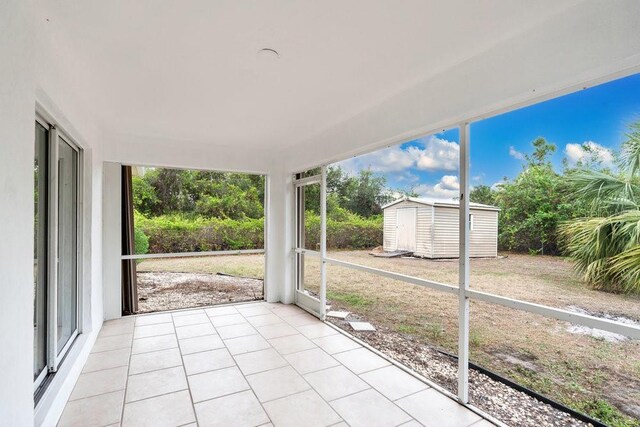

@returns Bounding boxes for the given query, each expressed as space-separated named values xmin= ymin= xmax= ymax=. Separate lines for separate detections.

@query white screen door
xmin=396 ymin=208 xmax=417 ymax=251
xmin=293 ymin=168 xmax=326 ymax=319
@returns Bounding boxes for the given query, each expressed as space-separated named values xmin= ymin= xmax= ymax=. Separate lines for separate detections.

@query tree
xmin=493 ymin=137 xmax=583 ymax=254
xmin=560 ymin=121 xmax=640 ymax=294
xmin=134 ymin=169 xmax=265 ymax=219
xmin=131 ymin=176 xmax=158 ymax=216
xmin=469 ymin=185 xmax=495 ymax=206
xmin=301 ymin=166 xmax=392 ymax=218
xmin=525 ymin=137 xmax=557 ymax=166
xmin=144 ymin=168 xmax=195 ymax=215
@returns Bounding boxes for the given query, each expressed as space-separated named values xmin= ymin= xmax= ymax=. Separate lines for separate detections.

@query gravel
xmin=327 ymin=314 xmax=593 ymax=427
xmin=136 ymin=271 xmax=263 ymax=313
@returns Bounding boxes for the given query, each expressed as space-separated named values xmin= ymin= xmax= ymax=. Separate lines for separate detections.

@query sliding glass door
xmin=34 ymin=118 xmax=81 ymax=394
xmin=56 ymin=138 xmax=79 ymax=355
xmin=34 ymin=123 xmax=49 ymax=386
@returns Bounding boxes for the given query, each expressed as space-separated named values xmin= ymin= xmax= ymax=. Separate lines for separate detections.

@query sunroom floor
xmin=58 ymin=301 xmax=492 ymax=427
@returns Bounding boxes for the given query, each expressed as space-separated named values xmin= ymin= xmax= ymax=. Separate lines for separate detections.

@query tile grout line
xmin=134 ymin=299 xmax=266 ymax=319
xmin=121 ymin=386 xmax=190 ymax=406
xmin=172 ymin=312 xmax=200 ymax=426
xmin=118 ymin=318 xmax=137 ymax=426
xmin=322 ymin=322 xmax=496 ymax=426
xmin=128 ymin=362 xmax=184 ymax=377
xmin=250 ymin=307 xmax=348 ymax=425
xmin=304 ymin=336 xmax=417 ymax=424
xmin=63 ymin=304 xmax=287 ymax=425
xmin=208 ymin=307 xmax=277 ymax=426
xmin=66 ymin=387 xmax=127 ymax=404
xmin=77 ymin=304 xmax=403 ymax=427
xmin=278 ymin=311 xmax=418 ymax=426
xmin=390 ymin=387 xmax=431 ymax=403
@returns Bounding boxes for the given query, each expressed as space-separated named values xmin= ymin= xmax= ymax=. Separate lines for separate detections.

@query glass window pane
xmin=303 ymin=183 xmax=320 ymax=251
xmin=34 ymin=122 xmax=48 ymax=380
xmin=295 ymin=182 xmax=322 ymax=296
xmin=56 ymin=139 xmax=78 ymax=353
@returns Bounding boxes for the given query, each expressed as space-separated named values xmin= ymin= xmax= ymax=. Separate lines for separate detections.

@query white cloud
xmin=490 ymin=181 xmax=505 ymax=191
xmin=335 ymin=145 xmax=414 ymax=175
xmin=565 ymin=141 xmax=613 ymax=167
xmin=409 ymin=136 xmax=459 ymax=171
xmin=334 ymin=135 xmax=459 ymax=176
xmin=413 ymin=175 xmax=459 ymax=200
xmin=509 ymin=146 xmax=525 ymax=160
xmin=396 ymin=171 xmax=420 ymax=183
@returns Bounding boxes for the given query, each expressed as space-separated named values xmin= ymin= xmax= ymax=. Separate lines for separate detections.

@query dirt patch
xmin=565 ymin=306 xmax=639 ymax=343
xmin=492 ymin=351 xmax=539 ymax=372
xmin=136 ymin=272 xmax=263 ymax=313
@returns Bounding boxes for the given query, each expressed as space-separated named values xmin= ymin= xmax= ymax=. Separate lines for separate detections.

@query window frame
xmin=34 ymin=112 xmax=84 ymax=395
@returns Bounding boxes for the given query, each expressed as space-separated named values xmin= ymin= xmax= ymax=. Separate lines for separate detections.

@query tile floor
xmin=58 ymin=302 xmax=492 ymax=427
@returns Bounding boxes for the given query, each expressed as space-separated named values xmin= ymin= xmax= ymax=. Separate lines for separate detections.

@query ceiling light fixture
xmin=257 ymin=48 xmax=280 ymax=61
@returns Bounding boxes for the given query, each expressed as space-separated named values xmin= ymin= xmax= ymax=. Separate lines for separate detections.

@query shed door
xmin=396 ymin=208 xmax=417 ymax=251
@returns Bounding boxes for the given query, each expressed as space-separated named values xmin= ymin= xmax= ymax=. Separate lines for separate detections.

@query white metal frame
xmin=122 ymin=249 xmax=265 ymax=260
xmin=35 ymin=113 xmax=84 ymax=387
xmin=118 ymin=166 xmax=269 ymax=305
xmin=295 ymin=118 xmax=640 ymax=405
xmin=457 ymin=123 xmax=471 ymax=401
xmin=292 ymin=170 xmax=327 ymax=319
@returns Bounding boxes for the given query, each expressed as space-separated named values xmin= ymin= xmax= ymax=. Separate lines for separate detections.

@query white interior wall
xmin=0 ymin=1 xmax=108 ymax=424
xmin=0 ymin=1 xmax=36 ymax=425
xmin=284 ymin=1 xmax=640 ymax=172
xmin=33 ymin=62 xmax=108 ymax=427
xmin=264 ymin=165 xmax=295 ymax=304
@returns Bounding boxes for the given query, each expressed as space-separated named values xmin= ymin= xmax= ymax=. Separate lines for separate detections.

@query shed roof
xmin=381 ymin=197 xmax=500 ymax=211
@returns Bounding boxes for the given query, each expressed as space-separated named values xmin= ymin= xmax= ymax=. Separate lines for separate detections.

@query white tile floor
xmin=58 ymin=302 xmax=491 ymax=427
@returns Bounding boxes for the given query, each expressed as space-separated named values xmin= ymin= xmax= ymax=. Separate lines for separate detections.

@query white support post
xmin=457 ymin=123 xmax=470 ymax=403
xmin=320 ymin=165 xmax=328 ymax=320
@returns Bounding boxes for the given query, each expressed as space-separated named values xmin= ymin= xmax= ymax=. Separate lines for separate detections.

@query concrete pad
xmin=327 ymin=311 xmax=350 ymax=319
xmin=349 ymin=322 xmax=376 ymax=332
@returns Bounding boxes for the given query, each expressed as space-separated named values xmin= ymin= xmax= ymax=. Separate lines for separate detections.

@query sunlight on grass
xmin=326 ymin=290 xmax=373 ymax=307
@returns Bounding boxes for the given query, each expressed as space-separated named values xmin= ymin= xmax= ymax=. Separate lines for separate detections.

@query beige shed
xmin=381 ymin=197 xmax=499 ymax=258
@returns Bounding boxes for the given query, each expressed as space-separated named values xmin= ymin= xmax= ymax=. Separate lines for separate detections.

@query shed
xmin=381 ymin=197 xmax=500 ymax=258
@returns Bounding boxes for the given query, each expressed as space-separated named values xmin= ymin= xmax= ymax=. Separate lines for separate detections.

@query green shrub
xmin=138 ymin=214 xmax=264 ymax=253
xmin=304 ymin=211 xmax=383 ymax=250
xmin=134 ymin=226 xmax=149 ymax=255
xmin=136 ymin=211 xmax=383 ymax=254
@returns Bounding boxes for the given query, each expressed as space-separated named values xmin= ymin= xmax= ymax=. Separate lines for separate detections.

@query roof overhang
xmin=382 ymin=197 xmax=500 ymax=212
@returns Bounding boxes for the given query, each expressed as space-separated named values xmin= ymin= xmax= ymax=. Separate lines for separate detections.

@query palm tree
xmin=559 ymin=121 xmax=640 ymax=294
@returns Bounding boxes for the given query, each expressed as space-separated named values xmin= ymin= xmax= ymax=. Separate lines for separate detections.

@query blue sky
xmin=334 ymin=73 xmax=640 ymax=200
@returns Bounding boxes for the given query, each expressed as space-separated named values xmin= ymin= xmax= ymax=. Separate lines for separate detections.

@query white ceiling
xmin=36 ymin=0 xmax=585 ymax=152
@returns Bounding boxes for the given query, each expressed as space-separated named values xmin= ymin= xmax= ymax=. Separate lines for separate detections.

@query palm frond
xmin=621 ymin=121 xmax=640 ymax=177
xmin=565 ymin=169 xmax=640 ymax=215
xmin=559 ymin=210 xmax=640 ymax=294
xmin=608 ymin=245 xmax=640 ymax=293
